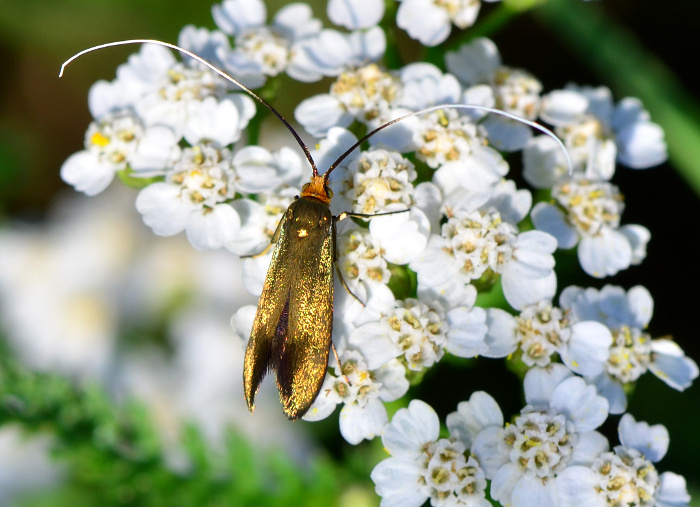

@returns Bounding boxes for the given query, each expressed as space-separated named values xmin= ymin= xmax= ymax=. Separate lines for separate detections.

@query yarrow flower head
xmin=371 ymin=399 xmax=491 ymax=507
xmin=531 ymin=177 xmax=650 ymax=278
xmin=560 ymin=285 xmax=698 ymax=414
xmin=557 ymin=414 xmax=691 ymax=507
xmin=446 ymin=37 xmax=543 ymax=150
xmin=464 ymin=365 xmax=609 ymax=507
xmin=484 ymin=297 xmax=612 ymax=376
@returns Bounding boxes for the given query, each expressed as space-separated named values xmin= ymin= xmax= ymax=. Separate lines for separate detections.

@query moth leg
xmin=337 ymin=208 xmax=410 ymax=221
xmin=331 ymin=214 xmax=366 ymax=306
xmin=335 ymin=263 xmax=365 ymax=307
xmin=331 ymin=342 xmax=351 ymax=386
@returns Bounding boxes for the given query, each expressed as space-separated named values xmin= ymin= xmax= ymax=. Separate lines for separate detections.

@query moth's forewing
xmin=244 ymin=196 xmax=334 ymax=420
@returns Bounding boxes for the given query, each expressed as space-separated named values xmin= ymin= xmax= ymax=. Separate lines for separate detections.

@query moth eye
xmin=298 ymin=229 xmax=308 ymax=238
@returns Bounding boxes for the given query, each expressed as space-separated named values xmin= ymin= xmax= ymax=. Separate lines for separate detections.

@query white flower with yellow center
xmin=532 ymin=177 xmax=650 ymax=278
xmin=371 ymin=399 xmax=491 ymax=507
xmin=557 ymin=414 xmax=690 ymax=507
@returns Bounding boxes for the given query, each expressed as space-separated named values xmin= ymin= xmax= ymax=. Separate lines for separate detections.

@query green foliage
xmin=0 ymin=351 xmax=341 ymax=506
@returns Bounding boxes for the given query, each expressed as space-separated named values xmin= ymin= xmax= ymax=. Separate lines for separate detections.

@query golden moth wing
xmin=243 ymin=207 xmax=295 ymax=413
xmin=277 ymin=198 xmax=334 ymax=420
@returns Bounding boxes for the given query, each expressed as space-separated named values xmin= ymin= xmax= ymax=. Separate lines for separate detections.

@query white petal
xmin=649 ymin=339 xmax=699 ymax=390
xmin=446 ymin=391 xmax=503 ymax=448
xmin=570 ymin=430 xmax=609 ymax=465
xmin=482 ymin=308 xmax=518 ymax=358
xmin=135 ymin=183 xmax=193 ymax=236
xmin=130 ymin=126 xmax=181 ymax=175
xmin=540 ymin=90 xmax=588 ymax=126
xmin=230 ymin=305 xmax=256 ymax=343
xmin=339 ymin=398 xmax=388 ymax=444
xmin=483 ymin=116 xmax=532 ymax=152
xmin=375 ymin=360 xmax=409 ymax=402
xmin=303 ymin=375 xmax=340 ymax=421
xmin=627 ymin=285 xmax=653 ymax=328
xmin=523 ymin=135 xmax=571 ymax=189
xmin=444 ymin=307 xmax=488 ymax=358
xmin=512 ymin=472 xmax=559 ymax=507
xmin=409 ymin=237 xmax=455 ymax=288
xmin=619 ymin=224 xmax=650 ymax=265
xmin=471 ymin=426 xmax=510 ymax=478
xmin=531 ymin=202 xmax=579 ymax=249
xmin=369 ymin=208 xmax=429 ymax=265
xmin=212 ymin=0 xmax=265 ymax=35
xmin=618 ymin=413 xmax=669 ymax=463
xmin=349 ymin=322 xmax=398 ymax=371
xmin=489 ymin=462 xmax=521 ymax=504
xmin=382 ymin=399 xmax=439 ymax=458
xmin=561 ymin=321 xmax=612 ymax=376
xmin=60 ymin=151 xmax=115 ymax=196
xmin=444 ymin=37 xmax=500 ymax=85
xmin=578 ymin=229 xmax=632 ymax=278
xmin=185 ymin=204 xmax=241 ymax=251
xmin=371 ymin=458 xmax=426 ymax=507
xmin=657 ymin=472 xmax=691 ymax=506
xmin=523 ymin=364 xmax=573 ymax=407
xmin=294 ymin=94 xmax=353 ymax=138
xmin=616 ymin=121 xmax=667 ymax=169
xmin=328 ymin=0 xmax=384 ymax=29
xmin=413 ymin=182 xmax=442 ymax=233
xmin=396 ymin=0 xmax=451 ymax=46
xmin=588 ymin=373 xmax=627 ymax=415
xmin=184 ymin=97 xmax=242 ymax=147
xmin=241 ymin=252 xmax=271 ymax=297
xmin=550 ymin=376 xmax=608 ymax=432
xmin=556 ymin=467 xmax=604 ymax=507
xmin=501 ymin=268 xmax=556 ymax=311
xmin=274 ymin=3 xmax=321 ymax=40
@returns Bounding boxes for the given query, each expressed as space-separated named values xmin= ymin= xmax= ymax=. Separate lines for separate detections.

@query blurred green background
xmin=1 ymin=0 xmax=699 ymax=502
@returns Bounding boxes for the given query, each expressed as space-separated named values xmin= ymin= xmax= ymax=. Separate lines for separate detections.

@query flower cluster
xmin=52 ymin=0 xmax=697 ymax=505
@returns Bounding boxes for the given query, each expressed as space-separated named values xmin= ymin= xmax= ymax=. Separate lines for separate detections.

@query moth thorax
xmin=301 ymin=175 xmax=333 ymax=205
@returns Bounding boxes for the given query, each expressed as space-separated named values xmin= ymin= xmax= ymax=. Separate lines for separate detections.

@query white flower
xmin=531 ymin=177 xmax=649 ymax=277
xmin=183 ymin=96 xmax=256 ymax=148
xmin=557 ymin=414 xmax=690 ymax=507
xmin=212 ymin=0 xmax=322 ymax=87
xmin=338 ymin=148 xmax=417 ymax=214
xmin=484 ymin=299 xmax=612 ymax=376
xmin=413 ymin=107 xmax=482 ymax=163
xmin=303 ymin=350 xmax=409 ymax=445
xmin=398 ymin=63 xmax=462 ymax=111
xmin=397 ymin=0 xmax=485 ymax=46
xmin=371 ymin=400 xmax=491 ymax=507
xmin=533 ymin=86 xmax=667 ymax=183
xmin=295 ymin=61 xmax=397 ymax=137
xmin=61 ymin=112 xmax=180 ymax=195
xmin=410 ymin=209 xmax=558 ymax=310
xmin=328 ymin=0 xmax=385 ymax=30
xmin=349 ymin=298 xmax=488 ymax=371
xmin=287 ymin=26 xmax=386 ymax=83
xmin=135 ymin=144 xmax=240 ymax=251
xmin=561 ymin=285 xmax=698 ymax=414
xmin=337 ymin=228 xmax=391 ymax=288
xmin=469 ymin=365 xmax=610 ymax=507
xmin=446 ymin=37 xmax=543 ymax=150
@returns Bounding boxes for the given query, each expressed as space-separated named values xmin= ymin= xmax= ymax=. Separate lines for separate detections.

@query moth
xmin=61 ymin=39 xmax=571 ymax=421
